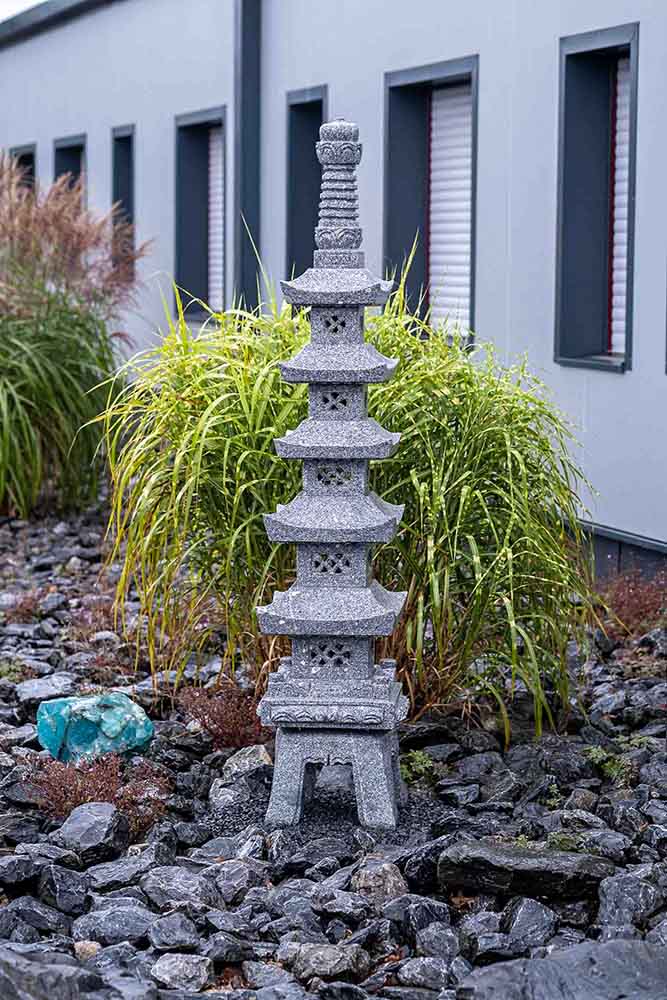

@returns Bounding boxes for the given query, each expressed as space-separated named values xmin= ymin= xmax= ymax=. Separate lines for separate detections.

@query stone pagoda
xmin=256 ymin=118 xmax=408 ymax=829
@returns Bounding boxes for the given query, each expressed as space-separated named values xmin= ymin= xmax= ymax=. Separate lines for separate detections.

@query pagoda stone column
xmin=256 ymin=119 xmax=408 ymax=829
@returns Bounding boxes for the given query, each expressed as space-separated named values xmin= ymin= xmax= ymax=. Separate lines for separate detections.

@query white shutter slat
xmin=208 ymin=125 xmax=224 ymax=312
xmin=610 ymin=56 xmax=630 ymax=356
xmin=428 ymin=83 xmax=473 ymax=329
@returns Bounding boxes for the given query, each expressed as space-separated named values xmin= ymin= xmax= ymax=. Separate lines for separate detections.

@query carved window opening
xmin=309 ymin=640 xmax=353 ymax=668
xmin=322 ymin=390 xmax=348 ymax=412
xmin=315 ymin=464 xmax=352 ymax=487
xmin=312 ymin=551 xmax=352 ymax=575
xmin=323 ymin=312 xmax=347 ymax=336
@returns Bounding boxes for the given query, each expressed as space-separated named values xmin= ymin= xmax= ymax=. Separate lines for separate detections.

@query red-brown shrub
xmin=3 ymin=589 xmax=42 ymax=624
xmin=601 ymin=569 xmax=667 ymax=638
xmin=32 ymin=753 xmax=172 ymax=840
xmin=178 ymin=685 xmax=269 ymax=749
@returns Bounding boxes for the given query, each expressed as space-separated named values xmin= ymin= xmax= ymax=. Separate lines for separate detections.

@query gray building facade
xmin=1 ymin=0 xmax=665 ymax=571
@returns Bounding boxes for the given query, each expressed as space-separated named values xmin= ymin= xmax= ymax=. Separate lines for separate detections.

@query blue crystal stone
xmin=36 ymin=692 xmax=154 ymax=762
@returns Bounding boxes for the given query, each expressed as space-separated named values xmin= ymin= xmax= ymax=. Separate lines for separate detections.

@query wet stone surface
xmin=1 ymin=508 xmax=667 ymax=996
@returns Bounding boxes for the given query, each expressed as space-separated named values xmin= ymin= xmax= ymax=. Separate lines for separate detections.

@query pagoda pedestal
xmin=256 ymin=119 xmax=408 ymax=829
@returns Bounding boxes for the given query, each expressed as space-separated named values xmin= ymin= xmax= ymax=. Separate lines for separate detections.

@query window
xmin=112 ymin=125 xmax=134 ymax=230
xmin=286 ymin=86 xmax=327 ymax=278
xmin=555 ymin=24 xmax=638 ymax=371
xmin=54 ymin=134 xmax=86 ymax=188
xmin=10 ymin=144 xmax=36 ymax=187
xmin=175 ymin=107 xmax=225 ymax=314
xmin=112 ymin=125 xmax=135 ymax=272
xmin=384 ymin=57 xmax=478 ymax=331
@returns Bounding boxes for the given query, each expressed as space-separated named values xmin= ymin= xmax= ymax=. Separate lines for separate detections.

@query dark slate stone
xmin=437 ymin=839 xmax=616 ymax=899
xmin=396 ymin=957 xmax=450 ymax=989
xmin=0 ymin=853 xmax=43 ymax=889
xmin=0 ymin=945 xmax=105 ymax=999
xmin=456 ymin=939 xmax=667 ymax=999
xmin=151 ymin=952 xmax=212 ymax=991
xmin=414 ymin=922 xmax=458 ymax=962
xmin=72 ymin=901 xmax=154 ymax=945
xmin=140 ymin=865 xmax=219 ymax=911
xmin=37 ymin=865 xmax=88 ymax=915
xmin=51 ymin=802 xmax=129 ymax=866
xmin=382 ymin=894 xmax=451 ymax=948
xmin=87 ymin=845 xmax=175 ymax=891
xmin=3 ymin=896 xmax=70 ymax=934
xmin=204 ymin=930 xmax=255 ymax=963
xmin=290 ymin=943 xmax=371 ymax=981
xmin=148 ymin=913 xmax=200 ymax=952
xmin=597 ymin=866 xmax=666 ymax=934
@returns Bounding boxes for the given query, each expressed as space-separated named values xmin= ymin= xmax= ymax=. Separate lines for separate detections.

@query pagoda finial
xmin=314 ymin=119 xmax=363 ymax=267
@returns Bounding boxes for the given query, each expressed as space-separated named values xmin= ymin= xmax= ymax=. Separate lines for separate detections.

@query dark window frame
xmin=285 ymin=84 xmax=329 ymax=280
xmin=383 ymin=56 xmax=479 ymax=331
xmin=53 ymin=132 xmax=86 ymax=200
xmin=554 ymin=23 xmax=639 ymax=374
xmin=111 ymin=124 xmax=135 ymax=274
xmin=174 ymin=105 xmax=227 ymax=319
xmin=10 ymin=142 xmax=37 ymax=185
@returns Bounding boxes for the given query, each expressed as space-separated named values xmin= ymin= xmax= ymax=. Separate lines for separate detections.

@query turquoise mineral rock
xmin=36 ymin=692 xmax=153 ymax=762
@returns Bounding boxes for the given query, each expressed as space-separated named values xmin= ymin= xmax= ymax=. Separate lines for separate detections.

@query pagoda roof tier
xmin=265 ymin=492 xmax=403 ymax=543
xmin=280 ymin=343 xmax=397 ymax=384
xmin=256 ymin=580 xmax=406 ymax=637
xmin=280 ymin=269 xmax=393 ymax=307
xmin=275 ymin=418 xmax=399 ymax=460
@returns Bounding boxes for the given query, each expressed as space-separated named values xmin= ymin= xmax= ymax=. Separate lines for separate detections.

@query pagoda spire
xmin=256 ymin=119 xmax=407 ymax=829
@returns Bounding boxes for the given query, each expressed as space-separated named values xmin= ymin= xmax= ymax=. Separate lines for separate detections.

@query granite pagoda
xmin=256 ymin=118 xmax=408 ymax=829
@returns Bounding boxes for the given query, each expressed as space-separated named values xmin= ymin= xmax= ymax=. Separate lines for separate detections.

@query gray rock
xmin=459 ymin=911 xmax=501 ymax=961
xmin=311 ymin=888 xmax=370 ymax=923
xmin=0 ymin=945 xmax=104 ymax=999
xmin=221 ymin=744 xmax=273 ymax=782
xmin=0 ymin=853 xmax=42 ymax=887
xmin=210 ymin=858 xmax=267 ymax=905
xmin=52 ymin=802 xmax=129 ymax=865
xmin=414 ymin=922 xmax=458 ymax=961
xmin=209 ymin=776 xmax=252 ymax=810
xmin=397 ymin=957 xmax=450 ymax=989
xmin=37 ymin=865 xmax=89 ymax=915
xmin=502 ymin=897 xmax=558 ymax=952
xmin=350 ymin=859 xmax=408 ymax=908
xmin=151 ymin=952 xmax=212 ymax=991
xmin=72 ymin=902 xmax=154 ymax=945
xmin=140 ymin=865 xmax=218 ymax=910
xmin=290 ymin=943 xmax=371 ymax=981
xmin=382 ymin=894 xmax=451 ymax=943
xmin=456 ymin=939 xmax=667 ymax=999
xmin=243 ymin=960 xmax=295 ymax=988
xmin=148 ymin=913 xmax=200 ymax=952
xmin=2 ymin=895 xmax=70 ymax=934
xmin=87 ymin=845 xmax=171 ymax=891
xmin=15 ymin=673 xmax=76 ymax=705
xmin=437 ymin=839 xmax=615 ymax=899
xmin=597 ymin=867 xmax=665 ymax=933
xmin=205 ymin=931 xmax=255 ymax=963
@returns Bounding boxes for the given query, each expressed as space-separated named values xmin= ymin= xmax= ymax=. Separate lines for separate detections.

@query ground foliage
xmin=0 ymin=154 xmax=149 ymax=516
xmin=32 ymin=753 xmax=171 ymax=841
xmin=103 ymin=279 xmax=597 ymax=729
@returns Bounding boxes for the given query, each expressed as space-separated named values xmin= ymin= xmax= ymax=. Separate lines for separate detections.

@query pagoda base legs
xmin=265 ymin=727 xmax=407 ymax=830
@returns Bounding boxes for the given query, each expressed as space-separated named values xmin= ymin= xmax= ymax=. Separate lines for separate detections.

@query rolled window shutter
xmin=428 ymin=83 xmax=473 ymax=330
xmin=610 ymin=56 xmax=630 ymax=356
xmin=208 ymin=125 xmax=224 ymax=312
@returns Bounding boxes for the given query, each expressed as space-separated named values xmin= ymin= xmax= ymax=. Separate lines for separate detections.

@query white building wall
xmin=0 ymin=0 xmax=665 ymax=549
xmin=0 ymin=0 xmax=236 ymax=351
xmin=260 ymin=0 xmax=667 ymax=547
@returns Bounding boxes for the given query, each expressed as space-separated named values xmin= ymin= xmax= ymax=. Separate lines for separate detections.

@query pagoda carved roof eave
xmin=275 ymin=418 xmax=400 ymax=460
xmin=280 ymin=270 xmax=393 ymax=307
xmin=264 ymin=492 xmax=404 ymax=543
xmin=256 ymin=580 xmax=406 ymax=637
xmin=280 ymin=343 xmax=398 ymax=384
